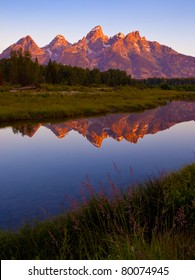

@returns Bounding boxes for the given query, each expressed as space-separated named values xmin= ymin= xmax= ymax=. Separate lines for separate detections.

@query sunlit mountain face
xmin=1 ymin=26 xmax=195 ymax=78
xmin=12 ymin=101 xmax=195 ymax=147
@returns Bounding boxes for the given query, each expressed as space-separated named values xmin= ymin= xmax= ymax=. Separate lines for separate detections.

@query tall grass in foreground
xmin=0 ymin=164 xmax=194 ymax=260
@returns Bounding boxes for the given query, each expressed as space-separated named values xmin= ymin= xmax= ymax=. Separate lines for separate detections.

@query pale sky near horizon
xmin=1 ymin=0 xmax=195 ymax=56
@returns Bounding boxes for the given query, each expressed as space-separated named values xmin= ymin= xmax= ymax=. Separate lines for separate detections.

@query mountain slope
xmin=0 ymin=35 xmax=46 ymax=63
xmin=1 ymin=26 xmax=195 ymax=78
xmin=42 ymin=34 xmax=71 ymax=64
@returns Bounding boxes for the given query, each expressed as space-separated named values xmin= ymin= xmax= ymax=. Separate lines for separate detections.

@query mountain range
xmin=12 ymin=101 xmax=195 ymax=148
xmin=1 ymin=25 xmax=195 ymax=78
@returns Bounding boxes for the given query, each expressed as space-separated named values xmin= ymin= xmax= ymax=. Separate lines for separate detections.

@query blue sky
xmin=1 ymin=0 xmax=195 ymax=56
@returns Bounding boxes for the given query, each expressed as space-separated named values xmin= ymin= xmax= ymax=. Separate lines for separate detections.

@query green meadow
xmin=0 ymin=85 xmax=195 ymax=123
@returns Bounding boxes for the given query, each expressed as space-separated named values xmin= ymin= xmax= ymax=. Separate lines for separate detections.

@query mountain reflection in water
xmin=12 ymin=101 xmax=195 ymax=147
xmin=1 ymin=101 xmax=195 ymax=229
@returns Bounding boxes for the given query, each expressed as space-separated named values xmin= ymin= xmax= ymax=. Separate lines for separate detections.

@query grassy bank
xmin=0 ymin=164 xmax=194 ymax=260
xmin=0 ymin=85 xmax=195 ymax=123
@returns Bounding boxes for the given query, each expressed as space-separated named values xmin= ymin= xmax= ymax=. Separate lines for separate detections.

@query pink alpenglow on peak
xmin=0 ymin=26 xmax=195 ymax=78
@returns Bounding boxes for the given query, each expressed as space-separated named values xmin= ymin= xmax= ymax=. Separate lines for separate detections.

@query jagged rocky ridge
xmin=1 ymin=26 xmax=195 ymax=78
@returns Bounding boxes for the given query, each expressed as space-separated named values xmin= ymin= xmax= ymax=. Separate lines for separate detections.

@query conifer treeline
xmin=0 ymin=50 xmax=132 ymax=86
xmin=0 ymin=50 xmax=195 ymax=88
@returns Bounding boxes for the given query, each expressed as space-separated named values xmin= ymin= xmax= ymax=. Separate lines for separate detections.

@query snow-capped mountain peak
xmin=1 ymin=26 xmax=195 ymax=78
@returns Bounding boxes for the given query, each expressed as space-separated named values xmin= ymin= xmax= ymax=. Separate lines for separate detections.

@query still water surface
xmin=0 ymin=101 xmax=195 ymax=229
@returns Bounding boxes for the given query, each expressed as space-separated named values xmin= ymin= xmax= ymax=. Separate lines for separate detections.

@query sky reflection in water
xmin=0 ymin=101 xmax=195 ymax=229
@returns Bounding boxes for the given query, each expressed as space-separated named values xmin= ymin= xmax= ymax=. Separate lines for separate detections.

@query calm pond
xmin=0 ymin=101 xmax=195 ymax=229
